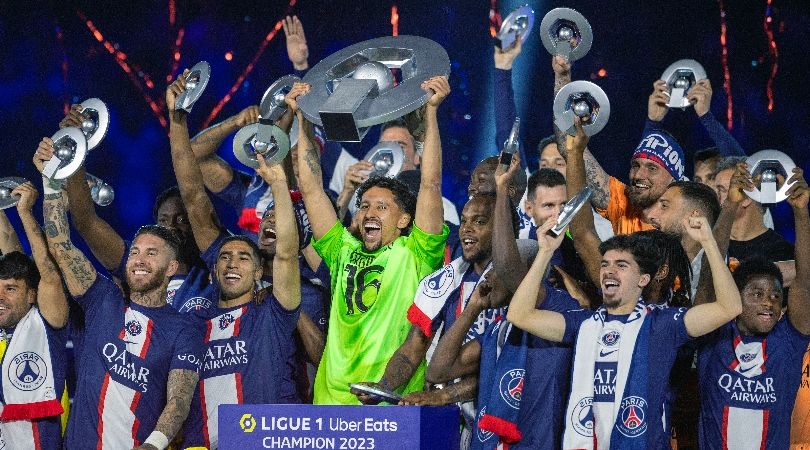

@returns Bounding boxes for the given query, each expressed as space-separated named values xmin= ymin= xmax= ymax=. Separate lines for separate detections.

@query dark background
xmin=2 ymin=0 xmax=808 ymax=246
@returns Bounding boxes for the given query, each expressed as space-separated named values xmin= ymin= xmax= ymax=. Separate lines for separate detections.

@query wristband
xmin=42 ymin=175 xmax=63 ymax=195
xmin=144 ymin=431 xmax=169 ymax=450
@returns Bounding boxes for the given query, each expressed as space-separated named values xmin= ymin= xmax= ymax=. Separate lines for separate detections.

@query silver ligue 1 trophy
xmin=540 ymin=7 xmax=593 ymax=62
xmin=363 ymin=141 xmax=405 ymax=179
xmin=85 ymin=172 xmax=115 ymax=206
xmin=553 ymin=80 xmax=611 ymax=136
xmin=43 ymin=97 xmax=111 ymax=180
xmin=743 ymin=149 xmax=798 ymax=205
xmin=77 ymin=98 xmax=110 ymax=150
xmin=298 ymin=35 xmax=450 ymax=142
xmin=551 ymin=186 xmax=593 ymax=236
xmin=499 ymin=117 xmax=520 ymax=170
xmin=495 ymin=5 xmax=535 ymax=50
xmin=661 ymin=59 xmax=707 ymax=109
xmin=232 ymin=75 xmax=299 ymax=169
xmin=42 ymin=127 xmax=88 ymax=180
xmin=174 ymin=61 xmax=211 ymax=112
xmin=0 ymin=177 xmax=27 ymax=210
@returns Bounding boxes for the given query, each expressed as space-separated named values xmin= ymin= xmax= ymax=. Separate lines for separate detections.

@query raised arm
xmin=166 ymin=71 xmax=221 ymax=254
xmin=11 ymin=183 xmax=68 ymax=328
xmin=190 ymin=106 xmax=259 ymax=193
xmin=492 ymin=152 xmax=528 ymax=292
xmin=687 ymin=79 xmax=745 ymax=157
xmin=493 ymin=39 xmax=525 ymax=165
xmin=142 ymin=368 xmax=199 ymax=450
xmin=414 ymin=76 xmax=449 ymax=234
xmin=683 ymin=216 xmax=742 ymax=337
xmin=550 ymin=56 xmax=610 ymax=210
xmin=566 ymin=119 xmax=602 ymax=286
xmin=786 ymin=168 xmax=810 ymax=334
xmin=54 ymin=108 xmax=127 ymax=272
xmin=256 ymin=154 xmax=301 ymax=311
xmin=505 ymin=220 xmax=567 ymax=341
xmin=693 ymin=162 xmax=749 ymax=306
xmin=0 ymin=209 xmax=22 ymax=255
xmin=287 ymin=83 xmax=338 ymax=239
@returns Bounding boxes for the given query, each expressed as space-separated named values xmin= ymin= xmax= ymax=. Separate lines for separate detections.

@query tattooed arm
xmin=551 ymin=55 xmax=611 ymax=210
xmin=190 ymin=106 xmax=259 ymax=194
xmin=150 ymin=368 xmax=199 ymax=447
xmin=12 ymin=183 xmax=68 ymax=328
xmin=43 ymin=191 xmax=97 ymax=297
xmin=0 ymin=209 xmax=23 ymax=255
xmin=286 ymin=83 xmax=338 ymax=239
xmin=352 ymin=326 xmax=431 ymax=405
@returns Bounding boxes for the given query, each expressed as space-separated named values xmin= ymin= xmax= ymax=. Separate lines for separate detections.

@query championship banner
xmin=219 ymin=404 xmax=460 ymax=450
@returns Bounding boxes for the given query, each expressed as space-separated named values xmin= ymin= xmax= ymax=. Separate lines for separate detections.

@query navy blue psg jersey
xmin=182 ymin=294 xmax=300 ymax=449
xmin=65 ymin=275 xmax=204 ymax=449
xmin=697 ymin=319 xmax=810 ymax=449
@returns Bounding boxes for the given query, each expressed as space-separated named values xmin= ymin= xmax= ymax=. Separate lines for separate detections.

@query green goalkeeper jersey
xmin=312 ymin=221 xmax=448 ymax=404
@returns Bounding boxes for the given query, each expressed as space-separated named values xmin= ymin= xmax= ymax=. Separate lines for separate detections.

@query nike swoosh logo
xmin=739 ymin=365 xmax=757 ymax=373
xmin=599 ymin=349 xmax=618 ymax=357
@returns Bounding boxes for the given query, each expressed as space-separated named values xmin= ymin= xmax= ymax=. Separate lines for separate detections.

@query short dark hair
xmin=694 ymin=148 xmax=720 ymax=165
xmin=133 ymin=225 xmax=181 ymax=259
xmin=0 ymin=251 xmax=40 ymax=289
xmin=733 ymin=258 xmax=783 ymax=294
xmin=635 ymin=230 xmax=692 ymax=307
xmin=355 ymin=176 xmax=417 ymax=222
xmin=669 ymin=181 xmax=721 ymax=226
xmin=599 ymin=234 xmax=660 ymax=279
xmin=537 ymin=135 xmax=557 ymax=155
xmin=712 ymin=156 xmax=747 ymax=179
xmin=465 ymin=192 xmax=520 ymax=238
xmin=479 ymin=156 xmax=528 ymax=199
xmin=152 ymin=186 xmax=183 ymax=221
xmin=527 ymin=168 xmax=566 ymax=201
xmin=219 ymin=235 xmax=262 ymax=264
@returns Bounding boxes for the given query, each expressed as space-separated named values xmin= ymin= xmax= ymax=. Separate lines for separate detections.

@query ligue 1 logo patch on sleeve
xmin=499 ymin=368 xmax=525 ymax=409
xmin=424 ymin=265 xmax=454 ymax=298
xmin=8 ymin=352 xmax=48 ymax=391
xmin=616 ymin=396 xmax=648 ymax=437
xmin=125 ymin=319 xmax=143 ymax=337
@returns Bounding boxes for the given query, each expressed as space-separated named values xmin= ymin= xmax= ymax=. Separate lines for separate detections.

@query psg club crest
xmin=476 ymin=407 xmax=494 ymax=442
xmin=740 ymin=352 xmax=757 ymax=363
xmin=8 ymin=352 xmax=47 ymax=392
xmin=125 ymin=320 xmax=143 ymax=337
xmin=616 ymin=396 xmax=648 ymax=438
xmin=571 ymin=396 xmax=594 ymax=437
xmin=499 ymin=369 xmax=525 ymax=409
xmin=601 ymin=329 xmax=620 ymax=347
xmin=423 ymin=265 xmax=454 ymax=298
xmin=219 ymin=313 xmax=235 ymax=330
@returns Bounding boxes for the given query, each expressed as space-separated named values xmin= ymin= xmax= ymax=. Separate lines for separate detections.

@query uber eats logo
xmin=240 ymin=413 xmax=256 ymax=432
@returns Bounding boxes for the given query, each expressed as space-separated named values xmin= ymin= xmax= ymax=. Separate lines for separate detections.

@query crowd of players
xmin=1 ymin=14 xmax=809 ymax=450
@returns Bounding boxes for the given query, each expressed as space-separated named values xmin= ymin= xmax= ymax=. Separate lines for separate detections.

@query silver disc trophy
xmin=661 ymin=59 xmax=707 ymax=109
xmin=743 ymin=149 xmax=797 ymax=205
xmin=495 ymin=5 xmax=535 ymax=50
xmin=551 ymin=186 xmax=593 ymax=236
xmin=174 ymin=61 xmax=211 ymax=112
xmin=298 ymin=35 xmax=450 ymax=142
xmin=553 ymin=80 xmax=611 ymax=136
xmin=85 ymin=172 xmax=115 ymax=206
xmin=0 ymin=177 xmax=27 ymax=210
xmin=78 ymin=98 xmax=110 ymax=150
xmin=232 ymin=75 xmax=299 ymax=168
xmin=540 ymin=7 xmax=593 ymax=62
xmin=363 ymin=141 xmax=406 ymax=179
xmin=42 ymin=127 xmax=88 ymax=180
